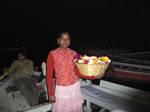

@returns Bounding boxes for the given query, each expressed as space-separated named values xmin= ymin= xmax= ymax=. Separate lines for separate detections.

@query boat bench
xmin=6 ymin=86 xmax=19 ymax=93
xmin=24 ymin=102 xmax=52 ymax=112
xmin=81 ymin=80 xmax=150 ymax=112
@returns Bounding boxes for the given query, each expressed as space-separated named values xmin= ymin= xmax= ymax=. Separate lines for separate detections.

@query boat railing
xmin=112 ymin=55 xmax=150 ymax=65
xmin=24 ymin=102 xmax=52 ymax=112
xmin=0 ymin=75 xmax=13 ymax=86
xmin=112 ymin=61 xmax=150 ymax=73
xmin=119 ymin=51 xmax=150 ymax=56
xmin=81 ymin=80 xmax=150 ymax=112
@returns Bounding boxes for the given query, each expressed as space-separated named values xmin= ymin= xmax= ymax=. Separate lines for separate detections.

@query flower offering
xmin=74 ymin=54 xmax=111 ymax=78
xmin=74 ymin=55 xmax=111 ymax=65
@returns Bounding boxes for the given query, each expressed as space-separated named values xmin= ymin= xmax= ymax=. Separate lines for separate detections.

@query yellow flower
xmin=100 ymin=56 xmax=110 ymax=62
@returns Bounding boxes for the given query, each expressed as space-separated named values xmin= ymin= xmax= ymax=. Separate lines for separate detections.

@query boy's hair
xmin=18 ymin=49 xmax=27 ymax=57
xmin=58 ymin=32 xmax=70 ymax=39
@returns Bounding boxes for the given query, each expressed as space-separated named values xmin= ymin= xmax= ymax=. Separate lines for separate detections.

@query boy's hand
xmin=49 ymin=96 xmax=55 ymax=103
xmin=13 ymin=67 xmax=22 ymax=72
xmin=95 ymin=71 xmax=105 ymax=79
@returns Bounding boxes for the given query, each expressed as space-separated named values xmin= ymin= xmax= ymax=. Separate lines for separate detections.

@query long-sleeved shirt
xmin=46 ymin=48 xmax=79 ymax=97
xmin=10 ymin=59 xmax=34 ymax=80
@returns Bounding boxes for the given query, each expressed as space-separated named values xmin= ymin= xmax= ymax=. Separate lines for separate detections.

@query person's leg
xmin=28 ymin=77 xmax=39 ymax=105
xmin=15 ymin=78 xmax=33 ymax=106
xmin=14 ymin=78 xmax=39 ymax=106
xmin=52 ymin=81 xmax=83 ymax=112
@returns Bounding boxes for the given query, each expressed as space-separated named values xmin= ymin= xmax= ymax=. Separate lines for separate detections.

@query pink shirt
xmin=46 ymin=48 xmax=79 ymax=97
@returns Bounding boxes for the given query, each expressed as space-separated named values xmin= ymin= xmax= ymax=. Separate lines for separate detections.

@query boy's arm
xmin=0 ymin=73 xmax=8 ymax=80
xmin=46 ymin=52 xmax=55 ymax=102
xmin=0 ymin=69 xmax=11 ymax=80
xmin=9 ymin=61 xmax=20 ymax=74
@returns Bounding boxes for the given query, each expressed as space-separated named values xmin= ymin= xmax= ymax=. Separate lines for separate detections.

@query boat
xmin=0 ymin=48 xmax=150 ymax=112
xmin=81 ymin=48 xmax=150 ymax=85
xmin=105 ymin=51 xmax=150 ymax=84
xmin=106 ymin=58 xmax=150 ymax=84
xmin=0 ymin=73 xmax=50 ymax=112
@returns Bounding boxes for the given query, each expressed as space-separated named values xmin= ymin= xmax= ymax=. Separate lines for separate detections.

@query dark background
xmin=0 ymin=0 xmax=149 ymax=67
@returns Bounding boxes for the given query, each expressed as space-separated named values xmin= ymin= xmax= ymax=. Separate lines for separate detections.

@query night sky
xmin=0 ymin=0 xmax=149 ymax=67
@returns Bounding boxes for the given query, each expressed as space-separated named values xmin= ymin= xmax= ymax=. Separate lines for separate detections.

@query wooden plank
xmin=24 ymin=103 xmax=52 ymax=112
xmin=100 ymin=80 xmax=150 ymax=104
xmin=113 ymin=61 xmax=150 ymax=70
xmin=82 ymin=85 xmax=150 ymax=112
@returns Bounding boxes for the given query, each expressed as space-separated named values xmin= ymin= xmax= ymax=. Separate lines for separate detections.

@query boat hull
xmin=115 ymin=69 xmax=150 ymax=83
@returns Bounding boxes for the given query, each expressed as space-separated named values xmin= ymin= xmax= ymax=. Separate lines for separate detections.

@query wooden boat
xmin=105 ymin=51 xmax=150 ymax=84
xmin=84 ymin=48 xmax=150 ymax=84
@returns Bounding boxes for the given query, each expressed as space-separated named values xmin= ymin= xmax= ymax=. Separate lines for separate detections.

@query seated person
xmin=8 ymin=50 xmax=39 ymax=106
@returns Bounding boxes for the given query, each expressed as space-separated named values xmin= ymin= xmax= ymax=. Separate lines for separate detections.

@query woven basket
xmin=75 ymin=63 xmax=108 ymax=77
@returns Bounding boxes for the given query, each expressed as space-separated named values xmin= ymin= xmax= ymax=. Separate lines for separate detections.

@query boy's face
xmin=57 ymin=34 xmax=70 ymax=48
xmin=18 ymin=54 xmax=25 ymax=60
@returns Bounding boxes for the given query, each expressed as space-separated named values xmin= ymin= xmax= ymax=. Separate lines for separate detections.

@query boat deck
xmin=0 ymin=76 xmax=150 ymax=112
xmin=0 ymin=76 xmax=30 ymax=112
